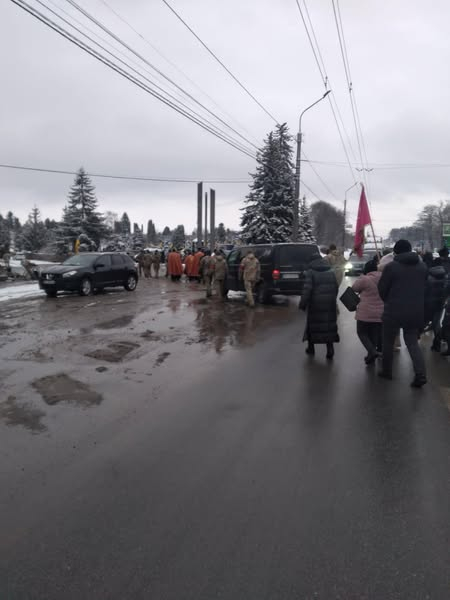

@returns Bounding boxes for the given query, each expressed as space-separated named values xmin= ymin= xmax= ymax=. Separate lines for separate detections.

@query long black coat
xmin=425 ymin=265 xmax=448 ymax=321
xmin=299 ymin=259 xmax=339 ymax=344
xmin=378 ymin=251 xmax=428 ymax=328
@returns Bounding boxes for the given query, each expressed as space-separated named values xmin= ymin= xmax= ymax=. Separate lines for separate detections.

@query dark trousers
xmin=382 ymin=320 xmax=426 ymax=378
xmin=356 ymin=321 xmax=382 ymax=357
xmin=431 ymin=309 xmax=443 ymax=341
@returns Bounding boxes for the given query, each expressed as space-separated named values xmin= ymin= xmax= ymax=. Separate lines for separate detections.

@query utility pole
xmin=293 ymin=90 xmax=331 ymax=242
xmin=210 ymin=189 xmax=216 ymax=251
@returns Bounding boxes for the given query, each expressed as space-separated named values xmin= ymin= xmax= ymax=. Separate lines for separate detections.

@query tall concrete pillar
xmin=197 ymin=182 xmax=203 ymax=249
xmin=210 ymin=189 xmax=216 ymax=251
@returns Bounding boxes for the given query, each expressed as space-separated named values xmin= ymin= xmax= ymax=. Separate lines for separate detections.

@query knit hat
xmin=393 ymin=239 xmax=412 ymax=254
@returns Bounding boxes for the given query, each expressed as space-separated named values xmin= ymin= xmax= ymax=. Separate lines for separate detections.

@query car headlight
xmin=345 ymin=262 xmax=352 ymax=270
xmin=62 ymin=270 xmax=78 ymax=278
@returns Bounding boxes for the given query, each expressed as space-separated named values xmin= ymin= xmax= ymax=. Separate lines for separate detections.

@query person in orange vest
xmin=184 ymin=251 xmax=195 ymax=281
xmin=167 ymin=249 xmax=183 ymax=281
xmin=191 ymin=248 xmax=204 ymax=282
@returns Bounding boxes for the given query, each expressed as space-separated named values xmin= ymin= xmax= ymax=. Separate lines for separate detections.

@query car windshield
xmin=63 ymin=255 xmax=97 ymax=267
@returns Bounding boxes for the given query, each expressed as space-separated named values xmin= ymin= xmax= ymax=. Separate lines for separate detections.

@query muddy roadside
xmin=0 ymin=278 xmax=297 ymax=438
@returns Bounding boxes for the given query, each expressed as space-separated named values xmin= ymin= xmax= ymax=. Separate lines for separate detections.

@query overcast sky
xmin=2 ymin=0 xmax=450 ymax=238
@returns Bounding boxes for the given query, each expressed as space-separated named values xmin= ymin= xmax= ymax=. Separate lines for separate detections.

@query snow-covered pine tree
xmin=53 ymin=168 xmax=107 ymax=253
xmin=172 ymin=225 xmax=185 ymax=249
xmin=120 ymin=213 xmax=131 ymax=235
xmin=20 ymin=205 xmax=48 ymax=252
xmin=298 ymin=196 xmax=316 ymax=242
xmin=216 ymin=222 xmax=226 ymax=243
xmin=241 ymin=123 xmax=294 ymax=244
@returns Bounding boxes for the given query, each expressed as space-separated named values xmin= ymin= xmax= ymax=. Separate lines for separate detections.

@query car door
xmin=226 ymin=248 xmax=242 ymax=291
xmin=93 ymin=254 xmax=113 ymax=287
xmin=111 ymin=254 xmax=126 ymax=284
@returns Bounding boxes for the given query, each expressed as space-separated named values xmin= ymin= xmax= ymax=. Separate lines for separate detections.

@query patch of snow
xmin=0 ymin=283 xmax=44 ymax=303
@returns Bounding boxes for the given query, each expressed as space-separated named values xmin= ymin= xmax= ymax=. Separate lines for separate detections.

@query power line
xmin=98 ymin=0 xmax=261 ymax=146
xmin=0 ymin=163 xmax=251 ymax=183
xmin=332 ymin=0 xmax=370 ymax=192
xmin=62 ymin=0 xmax=259 ymax=151
xmin=35 ymin=0 xmax=254 ymax=157
xmin=293 ymin=0 xmax=358 ymax=184
xmin=10 ymin=0 xmax=256 ymax=159
xmin=160 ymin=0 xmax=278 ymax=123
xmin=302 ymin=150 xmax=340 ymax=202
xmin=300 ymin=179 xmax=325 ymax=203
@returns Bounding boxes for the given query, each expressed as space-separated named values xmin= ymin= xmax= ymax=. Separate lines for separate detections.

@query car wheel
xmin=124 ymin=274 xmax=137 ymax=291
xmin=45 ymin=289 xmax=57 ymax=298
xmin=79 ymin=277 xmax=92 ymax=296
xmin=256 ymin=283 xmax=271 ymax=304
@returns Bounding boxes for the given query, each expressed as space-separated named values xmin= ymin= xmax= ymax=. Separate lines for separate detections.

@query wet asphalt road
xmin=0 ymin=276 xmax=449 ymax=599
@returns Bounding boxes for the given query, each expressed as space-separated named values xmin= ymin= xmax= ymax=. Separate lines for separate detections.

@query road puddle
xmin=85 ymin=341 xmax=140 ymax=362
xmin=0 ymin=395 xmax=47 ymax=433
xmin=32 ymin=373 xmax=103 ymax=406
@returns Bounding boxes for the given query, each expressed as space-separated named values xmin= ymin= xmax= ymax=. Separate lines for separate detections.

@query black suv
xmin=38 ymin=252 xmax=139 ymax=297
xmin=225 ymin=243 xmax=320 ymax=303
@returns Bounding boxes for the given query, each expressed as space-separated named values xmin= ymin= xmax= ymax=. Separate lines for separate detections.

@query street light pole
xmin=292 ymin=90 xmax=331 ymax=242
xmin=343 ymin=182 xmax=359 ymax=248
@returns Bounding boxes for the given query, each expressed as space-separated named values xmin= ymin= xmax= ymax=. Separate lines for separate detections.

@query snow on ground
xmin=0 ymin=283 xmax=44 ymax=303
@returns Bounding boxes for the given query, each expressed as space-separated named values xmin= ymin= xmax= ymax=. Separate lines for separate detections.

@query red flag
xmin=353 ymin=185 xmax=371 ymax=257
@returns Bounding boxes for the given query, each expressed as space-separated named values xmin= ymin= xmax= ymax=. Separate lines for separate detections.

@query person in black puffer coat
xmin=299 ymin=254 xmax=339 ymax=359
xmin=424 ymin=265 xmax=448 ymax=351
xmin=378 ymin=239 xmax=428 ymax=387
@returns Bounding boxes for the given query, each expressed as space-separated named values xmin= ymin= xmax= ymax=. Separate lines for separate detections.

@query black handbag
xmin=339 ymin=286 xmax=360 ymax=312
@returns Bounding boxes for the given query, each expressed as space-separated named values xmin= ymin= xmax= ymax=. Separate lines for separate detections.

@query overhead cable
xmin=293 ymin=0 xmax=358 ymax=184
xmin=0 ymin=163 xmax=251 ymax=183
xmin=98 ymin=0 xmax=260 ymax=145
xmin=161 ymin=0 xmax=278 ymax=123
xmin=63 ymin=0 xmax=259 ymax=150
xmin=35 ymin=0 xmax=254 ymax=156
xmin=10 ymin=0 xmax=256 ymax=159
xmin=332 ymin=0 xmax=370 ymax=191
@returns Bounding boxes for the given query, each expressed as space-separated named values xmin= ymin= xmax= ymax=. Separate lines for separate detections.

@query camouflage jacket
xmin=213 ymin=255 xmax=228 ymax=279
xmin=240 ymin=255 xmax=260 ymax=282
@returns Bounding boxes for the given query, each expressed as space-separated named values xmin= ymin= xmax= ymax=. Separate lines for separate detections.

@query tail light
xmin=272 ymin=269 xmax=280 ymax=280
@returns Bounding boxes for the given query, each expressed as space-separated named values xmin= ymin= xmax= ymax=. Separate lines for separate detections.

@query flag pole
xmin=362 ymin=183 xmax=380 ymax=258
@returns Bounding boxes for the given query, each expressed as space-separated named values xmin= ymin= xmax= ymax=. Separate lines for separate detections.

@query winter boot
xmin=326 ymin=343 xmax=334 ymax=360
xmin=305 ymin=343 xmax=315 ymax=356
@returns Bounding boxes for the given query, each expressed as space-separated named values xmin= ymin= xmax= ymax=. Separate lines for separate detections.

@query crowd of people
xmin=300 ymin=241 xmax=450 ymax=388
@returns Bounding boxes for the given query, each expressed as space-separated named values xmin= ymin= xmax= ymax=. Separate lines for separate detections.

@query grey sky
xmin=2 ymin=0 xmax=450 ymax=238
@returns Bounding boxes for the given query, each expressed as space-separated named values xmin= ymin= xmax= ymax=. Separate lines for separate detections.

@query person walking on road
xmin=152 ymin=251 xmax=161 ymax=278
xmin=299 ymin=254 xmax=339 ymax=359
xmin=326 ymin=243 xmax=346 ymax=288
xmin=184 ymin=251 xmax=194 ymax=281
xmin=352 ymin=260 xmax=383 ymax=364
xmin=213 ymin=251 xmax=228 ymax=300
xmin=240 ymin=250 xmax=260 ymax=308
xmin=433 ymin=246 xmax=450 ymax=274
xmin=167 ymin=249 xmax=183 ymax=282
xmin=143 ymin=252 xmax=152 ymax=279
xmin=136 ymin=250 xmax=145 ymax=278
xmin=378 ymin=239 xmax=428 ymax=387
xmin=424 ymin=264 xmax=448 ymax=351
xmin=191 ymin=249 xmax=204 ymax=282
xmin=200 ymin=250 xmax=215 ymax=298
xmin=441 ymin=297 xmax=450 ymax=356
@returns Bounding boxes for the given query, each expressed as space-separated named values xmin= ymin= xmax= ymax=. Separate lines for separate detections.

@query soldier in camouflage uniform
xmin=152 ymin=251 xmax=161 ymax=278
xmin=213 ymin=251 xmax=228 ymax=300
xmin=200 ymin=250 xmax=215 ymax=297
xmin=143 ymin=252 xmax=152 ymax=278
xmin=240 ymin=250 xmax=260 ymax=307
